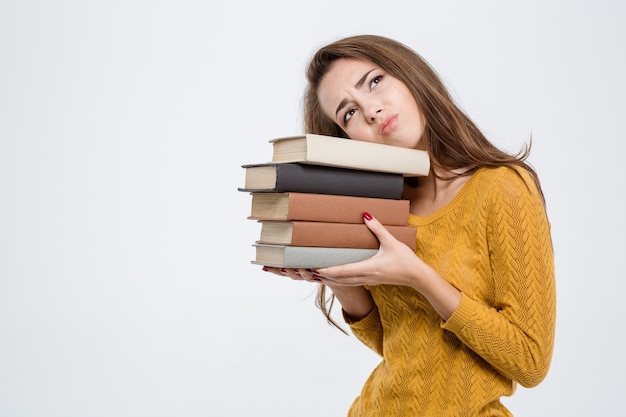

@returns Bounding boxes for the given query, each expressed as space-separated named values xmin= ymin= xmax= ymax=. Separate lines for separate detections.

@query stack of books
xmin=238 ymin=134 xmax=430 ymax=268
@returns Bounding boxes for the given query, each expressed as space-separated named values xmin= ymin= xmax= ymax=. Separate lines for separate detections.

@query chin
xmin=386 ymin=133 xmax=421 ymax=149
xmin=391 ymin=140 xmax=420 ymax=149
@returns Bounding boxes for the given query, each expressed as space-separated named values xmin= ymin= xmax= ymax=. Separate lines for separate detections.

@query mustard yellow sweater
xmin=347 ymin=166 xmax=556 ymax=417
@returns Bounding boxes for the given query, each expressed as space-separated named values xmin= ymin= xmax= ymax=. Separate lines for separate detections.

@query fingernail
xmin=280 ymin=268 xmax=287 ymax=273
xmin=262 ymin=266 xmax=269 ymax=271
xmin=363 ymin=212 xmax=373 ymax=221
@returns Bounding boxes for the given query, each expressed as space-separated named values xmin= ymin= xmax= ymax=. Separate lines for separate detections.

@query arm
xmin=309 ymin=213 xmax=462 ymax=356
xmin=311 ymin=170 xmax=555 ymax=386
xmin=261 ymin=267 xmax=374 ymax=320
xmin=261 ymin=266 xmax=384 ymax=352
xmin=329 ymin=284 xmax=384 ymax=355
xmin=328 ymin=284 xmax=374 ymax=322
xmin=313 ymin=213 xmax=462 ymax=320
xmin=442 ymin=170 xmax=556 ymax=387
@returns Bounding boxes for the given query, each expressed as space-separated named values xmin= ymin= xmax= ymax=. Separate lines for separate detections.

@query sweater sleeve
xmin=347 ymin=303 xmax=384 ymax=357
xmin=442 ymin=168 xmax=556 ymax=387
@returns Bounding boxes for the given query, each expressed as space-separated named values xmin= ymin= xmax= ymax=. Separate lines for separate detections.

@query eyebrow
xmin=334 ymin=68 xmax=378 ymax=120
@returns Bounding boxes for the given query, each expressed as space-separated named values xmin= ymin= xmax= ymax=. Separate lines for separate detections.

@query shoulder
xmin=474 ymin=166 xmax=539 ymax=197
xmin=475 ymin=166 xmax=547 ymax=221
xmin=475 ymin=165 xmax=530 ymax=182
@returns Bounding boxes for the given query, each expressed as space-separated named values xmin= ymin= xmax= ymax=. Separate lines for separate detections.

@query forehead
xmin=318 ymin=58 xmax=376 ymax=114
xmin=319 ymin=58 xmax=375 ymax=90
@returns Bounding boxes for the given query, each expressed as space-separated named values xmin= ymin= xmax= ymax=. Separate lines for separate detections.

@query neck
xmin=403 ymin=167 xmax=472 ymax=216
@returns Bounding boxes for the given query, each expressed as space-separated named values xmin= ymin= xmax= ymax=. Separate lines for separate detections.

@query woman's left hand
xmin=312 ymin=213 xmax=432 ymax=290
xmin=312 ymin=212 xmax=461 ymax=321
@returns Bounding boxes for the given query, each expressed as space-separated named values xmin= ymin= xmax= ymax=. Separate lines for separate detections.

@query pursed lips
xmin=378 ymin=114 xmax=399 ymax=136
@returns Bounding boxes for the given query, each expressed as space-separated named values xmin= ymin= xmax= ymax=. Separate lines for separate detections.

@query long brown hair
xmin=303 ymin=35 xmax=545 ymax=330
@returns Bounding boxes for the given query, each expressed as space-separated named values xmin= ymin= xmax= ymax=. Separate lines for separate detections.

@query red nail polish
xmin=363 ymin=212 xmax=373 ymax=221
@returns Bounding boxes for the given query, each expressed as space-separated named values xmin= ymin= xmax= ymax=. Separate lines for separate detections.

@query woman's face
xmin=317 ymin=58 xmax=425 ymax=149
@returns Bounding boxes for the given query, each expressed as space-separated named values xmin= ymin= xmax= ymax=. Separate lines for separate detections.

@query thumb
xmin=362 ymin=211 xmax=396 ymax=245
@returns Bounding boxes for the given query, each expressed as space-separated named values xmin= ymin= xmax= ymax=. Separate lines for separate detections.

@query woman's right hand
xmin=262 ymin=266 xmax=374 ymax=322
xmin=261 ymin=266 xmax=322 ymax=283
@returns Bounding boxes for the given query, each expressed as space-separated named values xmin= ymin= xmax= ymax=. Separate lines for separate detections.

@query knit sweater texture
xmin=347 ymin=166 xmax=556 ymax=417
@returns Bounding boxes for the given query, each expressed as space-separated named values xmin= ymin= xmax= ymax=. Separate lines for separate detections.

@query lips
xmin=378 ymin=114 xmax=398 ymax=136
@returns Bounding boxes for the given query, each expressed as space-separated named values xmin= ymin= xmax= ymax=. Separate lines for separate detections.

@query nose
xmin=365 ymin=107 xmax=382 ymax=123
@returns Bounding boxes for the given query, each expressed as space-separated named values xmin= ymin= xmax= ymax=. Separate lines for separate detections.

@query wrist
xmin=328 ymin=285 xmax=374 ymax=322
xmin=417 ymin=269 xmax=462 ymax=321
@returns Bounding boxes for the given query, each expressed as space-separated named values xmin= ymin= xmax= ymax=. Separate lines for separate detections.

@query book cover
xmin=252 ymin=244 xmax=378 ymax=268
xmin=239 ymin=162 xmax=404 ymax=200
xmin=270 ymin=133 xmax=430 ymax=176
xmin=248 ymin=192 xmax=410 ymax=225
xmin=257 ymin=221 xmax=416 ymax=250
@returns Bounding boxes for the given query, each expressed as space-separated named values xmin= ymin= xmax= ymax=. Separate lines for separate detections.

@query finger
xmin=362 ymin=211 xmax=397 ymax=245
xmin=299 ymin=269 xmax=323 ymax=282
xmin=281 ymin=268 xmax=304 ymax=280
xmin=315 ymin=255 xmax=377 ymax=279
xmin=262 ymin=266 xmax=284 ymax=276
xmin=262 ymin=266 xmax=302 ymax=280
xmin=313 ymin=269 xmax=368 ymax=286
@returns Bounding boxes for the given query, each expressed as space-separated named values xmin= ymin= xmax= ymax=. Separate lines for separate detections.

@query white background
xmin=1 ymin=1 xmax=624 ymax=416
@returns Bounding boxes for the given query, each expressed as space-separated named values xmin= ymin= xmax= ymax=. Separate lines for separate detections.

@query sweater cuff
xmin=441 ymin=293 xmax=474 ymax=332
xmin=344 ymin=304 xmax=379 ymax=328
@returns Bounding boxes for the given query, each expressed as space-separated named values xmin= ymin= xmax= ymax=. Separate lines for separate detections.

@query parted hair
xmin=303 ymin=35 xmax=545 ymax=331
xmin=304 ymin=35 xmax=542 ymax=187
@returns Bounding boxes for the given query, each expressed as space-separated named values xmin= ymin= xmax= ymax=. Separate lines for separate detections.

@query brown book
xmin=248 ymin=192 xmax=410 ymax=225
xmin=257 ymin=221 xmax=416 ymax=249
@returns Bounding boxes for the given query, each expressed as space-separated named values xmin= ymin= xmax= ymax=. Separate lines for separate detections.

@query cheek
xmin=345 ymin=126 xmax=378 ymax=143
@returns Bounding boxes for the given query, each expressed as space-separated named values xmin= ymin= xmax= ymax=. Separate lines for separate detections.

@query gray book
xmin=251 ymin=244 xmax=377 ymax=268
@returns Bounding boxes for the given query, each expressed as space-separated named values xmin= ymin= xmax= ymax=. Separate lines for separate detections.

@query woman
xmin=262 ymin=35 xmax=556 ymax=416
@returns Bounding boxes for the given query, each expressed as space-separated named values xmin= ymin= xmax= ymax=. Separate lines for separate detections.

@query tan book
xmin=257 ymin=221 xmax=416 ymax=250
xmin=248 ymin=192 xmax=410 ymax=225
xmin=270 ymin=133 xmax=430 ymax=177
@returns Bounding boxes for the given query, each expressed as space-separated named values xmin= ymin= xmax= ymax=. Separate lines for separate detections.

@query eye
xmin=343 ymin=108 xmax=357 ymax=125
xmin=370 ymin=75 xmax=383 ymax=89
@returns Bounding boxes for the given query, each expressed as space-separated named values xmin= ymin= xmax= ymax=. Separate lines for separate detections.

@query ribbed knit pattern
xmin=348 ymin=167 xmax=556 ymax=417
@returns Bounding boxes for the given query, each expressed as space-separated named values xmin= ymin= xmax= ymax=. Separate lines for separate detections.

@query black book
xmin=238 ymin=163 xmax=404 ymax=199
